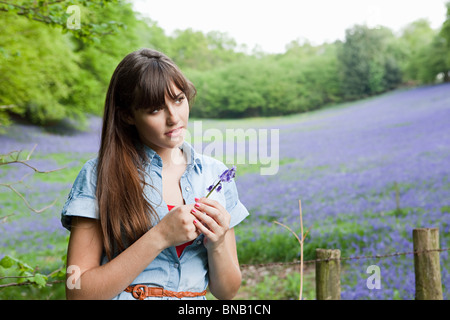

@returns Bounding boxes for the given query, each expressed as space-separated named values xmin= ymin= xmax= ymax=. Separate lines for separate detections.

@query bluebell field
xmin=1 ymin=83 xmax=449 ymax=299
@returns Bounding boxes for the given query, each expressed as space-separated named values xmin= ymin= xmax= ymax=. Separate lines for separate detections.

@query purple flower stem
xmin=205 ymin=180 xmax=221 ymax=198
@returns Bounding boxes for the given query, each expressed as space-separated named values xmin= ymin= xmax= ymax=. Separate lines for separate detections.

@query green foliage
xmin=0 ymin=13 xmax=81 ymax=125
xmin=0 ymin=1 xmax=156 ymax=128
xmin=0 ymin=0 xmax=449 ymax=124
xmin=61 ymin=1 xmax=147 ymax=119
xmin=337 ymin=25 xmax=403 ymax=100
xmin=167 ymin=29 xmax=245 ymax=71
xmin=398 ymin=3 xmax=450 ymax=84
xmin=419 ymin=34 xmax=450 ymax=83
xmin=439 ymin=2 xmax=450 ymax=81
xmin=398 ymin=19 xmax=437 ymax=82
xmin=0 ymin=0 xmax=123 ymax=41
xmin=236 ymin=224 xmax=302 ymax=264
xmin=0 ymin=255 xmax=64 ymax=289
xmin=244 ymin=273 xmax=305 ymax=300
xmin=189 ymin=43 xmax=342 ymax=118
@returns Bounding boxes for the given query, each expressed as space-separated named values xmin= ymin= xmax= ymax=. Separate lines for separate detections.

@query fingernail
xmin=193 ymin=220 xmax=197 ymax=224
xmin=195 ymin=197 xmax=200 ymax=202
xmin=191 ymin=208 xmax=197 ymax=213
xmin=195 ymin=203 xmax=201 ymax=208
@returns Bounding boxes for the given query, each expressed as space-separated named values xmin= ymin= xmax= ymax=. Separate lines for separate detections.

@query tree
xmin=337 ymin=25 xmax=402 ymax=99
xmin=399 ymin=19 xmax=437 ymax=83
xmin=63 ymin=1 xmax=147 ymax=121
xmin=0 ymin=0 xmax=123 ymax=41
xmin=0 ymin=13 xmax=82 ymax=126
xmin=168 ymin=28 xmax=245 ymax=71
xmin=0 ymin=0 xmax=146 ymax=127
xmin=169 ymin=28 xmax=212 ymax=70
xmin=437 ymin=1 xmax=450 ymax=81
xmin=417 ymin=34 xmax=450 ymax=83
xmin=188 ymin=42 xmax=342 ymax=118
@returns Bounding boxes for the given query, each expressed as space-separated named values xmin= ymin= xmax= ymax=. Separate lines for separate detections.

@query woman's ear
xmin=121 ymin=109 xmax=135 ymax=126
xmin=124 ymin=115 xmax=135 ymax=125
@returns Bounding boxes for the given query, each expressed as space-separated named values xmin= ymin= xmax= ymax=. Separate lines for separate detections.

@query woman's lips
xmin=165 ymin=127 xmax=184 ymax=137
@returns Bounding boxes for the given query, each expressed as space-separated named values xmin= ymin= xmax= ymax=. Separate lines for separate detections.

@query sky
xmin=132 ymin=0 xmax=448 ymax=54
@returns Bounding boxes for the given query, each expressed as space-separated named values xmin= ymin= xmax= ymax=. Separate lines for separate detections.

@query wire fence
xmin=240 ymin=226 xmax=448 ymax=300
xmin=240 ymin=247 xmax=450 ymax=269
xmin=245 ymin=202 xmax=449 ymax=299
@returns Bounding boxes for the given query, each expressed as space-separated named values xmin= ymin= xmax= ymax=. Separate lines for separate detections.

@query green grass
xmin=235 ymin=213 xmax=370 ymax=266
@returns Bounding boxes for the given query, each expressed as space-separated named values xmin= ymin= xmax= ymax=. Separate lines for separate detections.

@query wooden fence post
xmin=315 ymin=248 xmax=341 ymax=300
xmin=413 ymin=228 xmax=443 ymax=300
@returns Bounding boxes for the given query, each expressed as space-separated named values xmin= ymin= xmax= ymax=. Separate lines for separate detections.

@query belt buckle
xmin=149 ymin=287 xmax=164 ymax=297
xmin=132 ymin=284 xmax=149 ymax=300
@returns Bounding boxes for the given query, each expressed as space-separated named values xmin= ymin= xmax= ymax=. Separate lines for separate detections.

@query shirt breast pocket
xmin=206 ymin=190 xmax=226 ymax=210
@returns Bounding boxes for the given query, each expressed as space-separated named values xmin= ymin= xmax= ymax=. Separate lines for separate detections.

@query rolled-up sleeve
xmin=61 ymin=158 xmax=99 ymax=230
xmin=224 ymin=177 xmax=250 ymax=229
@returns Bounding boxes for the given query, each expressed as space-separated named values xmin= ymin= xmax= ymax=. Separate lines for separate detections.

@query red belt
xmin=125 ymin=284 xmax=207 ymax=300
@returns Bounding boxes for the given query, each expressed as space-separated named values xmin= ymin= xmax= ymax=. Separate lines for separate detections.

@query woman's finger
xmin=193 ymin=216 xmax=214 ymax=239
xmin=194 ymin=200 xmax=229 ymax=228
xmin=191 ymin=208 xmax=219 ymax=232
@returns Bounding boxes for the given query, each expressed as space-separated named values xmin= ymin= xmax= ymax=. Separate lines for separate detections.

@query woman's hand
xmin=191 ymin=197 xmax=241 ymax=299
xmin=153 ymin=204 xmax=200 ymax=248
xmin=190 ymin=197 xmax=231 ymax=250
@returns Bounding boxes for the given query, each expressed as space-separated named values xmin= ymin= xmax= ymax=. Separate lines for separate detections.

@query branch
xmin=0 ymin=0 xmax=124 ymax=40
xmin=0 ymin=260 xmax=65 ymax=289
xmin=1 ymin=160 xmax=65 ymax=174
xmin=0 ymin=104 xmax=15 ymax=109
xmin=0 ymin=275 xmax=34 ymax=280
xmin=0 ymin=180 xmax=58 ymax=213
xmin=0 ymin=213 xmax=16 ymax=224
xmin=272 ymin=220 xmax=310 ymax=245
xmin=0 ymin=279 xmax=64 ymax=289
xmin=0 ymin=144 xmax=66 ymax=173
xmin=0 ymin=144 xmax=65 ymax=213
xmin=273 ymin=200 xmax=311 ymax=300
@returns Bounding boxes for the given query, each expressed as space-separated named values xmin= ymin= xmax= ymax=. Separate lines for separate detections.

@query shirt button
xmin=185 ymin=186 xmax=191 ymax=192
xmin=174 ymin=263 xmax=179 ymax=268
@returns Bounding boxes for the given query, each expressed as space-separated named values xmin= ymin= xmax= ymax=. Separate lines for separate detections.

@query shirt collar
xmin=141 ymin=143 xmax=161 ymax=167
xmin=141 ymin=141 xmax=203 ymax=174
xmin=180 ymin=141 xmax=203 ymax=174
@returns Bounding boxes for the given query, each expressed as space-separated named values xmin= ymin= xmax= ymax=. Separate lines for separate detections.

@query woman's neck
xmin=159 ymin=146 xmax=186 ymax=169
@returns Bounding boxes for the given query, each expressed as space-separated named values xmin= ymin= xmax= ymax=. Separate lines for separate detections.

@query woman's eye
xmin=149 ymin=107 xmax=162 ymax=114
xmin=175 ymin=96 xmax=185 ymax=104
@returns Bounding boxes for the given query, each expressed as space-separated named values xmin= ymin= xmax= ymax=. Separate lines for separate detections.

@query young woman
xmin=61 ymin=48 xmax=249 ymax=300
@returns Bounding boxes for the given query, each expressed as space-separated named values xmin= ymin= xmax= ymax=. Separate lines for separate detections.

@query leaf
xmin=33 ymin=274 xmax=48 ymax=288
xmin=50 ymin=268 xmax=66 ymax=280
xmin=18 ymin=271 xmax=33 ymax=284
xmin=17 ymin=260 xmax=34 ymax=273
xmin=0 ymin=255 xmax=16 ymax=269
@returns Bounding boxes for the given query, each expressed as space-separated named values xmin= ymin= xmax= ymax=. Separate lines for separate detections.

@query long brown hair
xmin=97 ymin=48 xmax=196 ymax=260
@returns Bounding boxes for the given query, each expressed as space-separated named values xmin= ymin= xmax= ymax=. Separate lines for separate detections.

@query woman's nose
xmin=165 ymin=103 xmax=179 ymax=124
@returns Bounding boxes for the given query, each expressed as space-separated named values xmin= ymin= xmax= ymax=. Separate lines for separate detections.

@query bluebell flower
xmin=205 ymin=166 xmax=236 ymax=198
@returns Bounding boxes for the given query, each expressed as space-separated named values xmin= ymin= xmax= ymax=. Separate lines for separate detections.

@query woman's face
xmin=129 ymin=84 xmax=189 ymax=154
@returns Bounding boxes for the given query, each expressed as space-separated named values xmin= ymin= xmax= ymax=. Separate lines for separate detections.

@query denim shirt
xmin=61 ymin=141 xmax=249 ymax=300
